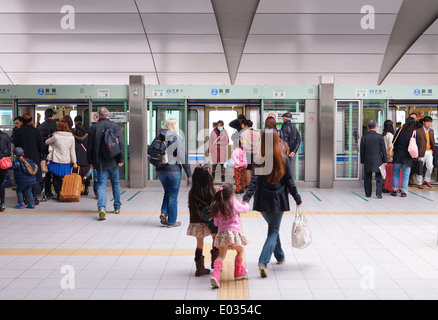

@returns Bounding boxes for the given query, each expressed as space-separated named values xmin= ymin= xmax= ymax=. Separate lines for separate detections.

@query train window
xmin=396 ymin=110 xmax=406 ymax=127
xmin=0 ymin=109 xmax=13 ymax=129
xmin=69 ymin=109 xmax=77 ymax=128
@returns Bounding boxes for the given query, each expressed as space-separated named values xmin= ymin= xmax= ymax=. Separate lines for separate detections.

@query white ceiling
xmin=0 ymin=0 xmax=438 ymax=86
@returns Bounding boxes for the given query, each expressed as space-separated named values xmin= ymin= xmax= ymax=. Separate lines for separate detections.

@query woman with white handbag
xmin=242 ymin=126 xmax=302 ymax=278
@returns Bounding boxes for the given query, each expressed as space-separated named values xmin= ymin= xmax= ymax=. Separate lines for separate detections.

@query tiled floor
xmin=1 ymin=185 xmax=438 ymax=300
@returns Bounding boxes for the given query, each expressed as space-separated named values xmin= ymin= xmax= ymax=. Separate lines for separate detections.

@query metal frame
xmin=334 ymin=99 xmax=361 ymax=181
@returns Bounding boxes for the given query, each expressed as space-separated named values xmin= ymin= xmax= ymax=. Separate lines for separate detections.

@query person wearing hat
xmin=12 ymin=147 xmax=38 ymax=209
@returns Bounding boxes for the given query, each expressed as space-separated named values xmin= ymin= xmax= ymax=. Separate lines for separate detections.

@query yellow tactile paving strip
xmin=3 ymin=209 xmax=438 ymax=300
xmin=8 ymin=210 xmax=438 ymax=216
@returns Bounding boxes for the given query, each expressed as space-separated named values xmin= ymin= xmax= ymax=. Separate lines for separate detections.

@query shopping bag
xmin=379 ymin=164 xmax=386 ymax=180
xmin=0 ymin=157 xmax=12 ymax=170
xmin=292 ymin=206 xmax=312 ymax=249
xmin=411 ymin=159 xmax=424 ymax=175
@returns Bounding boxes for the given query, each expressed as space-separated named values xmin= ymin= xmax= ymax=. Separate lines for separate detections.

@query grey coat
xmin=360 ymin=130 xmax=388 ymax=173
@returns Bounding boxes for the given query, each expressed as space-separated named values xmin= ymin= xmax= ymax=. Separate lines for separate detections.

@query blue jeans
xmin=392 ymin=163 xmax=411 ymax=192
xmin=157 ymin=171 xmax=181 ymax=225
xmin=96 ymin=166 xmax=121 ymax=211
xmin=16 ymin=184 xmax=34 ymax=205
xmin=259 ymin=211 xmax=284 ymax=268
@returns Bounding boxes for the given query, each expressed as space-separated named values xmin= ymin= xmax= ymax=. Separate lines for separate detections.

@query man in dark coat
xmin=37 ymin=108 xmax=57 ymax=198
xmin=360 ymin=120 xmax=388 ymax=198
xmin=280 ymin=112 xmax=301 ymax=181
xmin=87 ymin=107 xmax=125 ymax=220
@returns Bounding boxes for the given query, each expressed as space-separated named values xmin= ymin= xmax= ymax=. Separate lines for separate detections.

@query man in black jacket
xmin=280 ymin=112 xmax=301 ymax=181
xmin=88 ymin=107 xmax=125 ymax=220
xmin=37 ymin=108 xmax=57 ymax=198
xmin=360 ymin=120 xmax=388 ymax=198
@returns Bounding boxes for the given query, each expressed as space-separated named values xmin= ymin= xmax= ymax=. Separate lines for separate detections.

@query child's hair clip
xmin=218 ymin=187 xmax=223 ymax=191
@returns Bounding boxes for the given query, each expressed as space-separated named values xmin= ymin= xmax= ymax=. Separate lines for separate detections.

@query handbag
xmin=408 ymin=131 xmax=419 ymax=158
xmin=0 ymin=157 xmax=12 ymax=170
xmin=40 ymin=160 xmax=49 ymax=173
xmin=411 ymin=158 xmax=424 ymax=175
xmin=291 ymin=206 xmax=312 ymax=249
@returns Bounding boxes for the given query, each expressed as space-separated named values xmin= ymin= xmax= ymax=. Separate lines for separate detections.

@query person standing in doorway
xmin=38 ymin=108 xmax=58 ymax=199
xmin=87 ymin=107 xmax=125 ymax=220
xmin=14 ymin=114 xmax=45 ymax=205
xmin=416 ymin=116 xmax=436 ymax=189
xmin=280 ymin=112 xmax=301 ymax=181
xmin=392 ymin=117 xmax=421 ymax=197
xmin=240 ymin=119 xmax=260 ymax=187
xmin=360 ymin=120 xmax=388 ymax=198
xmin=209 ymin=120 xmax=229 ymax=182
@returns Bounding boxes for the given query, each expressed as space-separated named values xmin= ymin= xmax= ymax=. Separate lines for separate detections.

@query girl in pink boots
xmin=209 ymin=183 xmax=249 ymax=288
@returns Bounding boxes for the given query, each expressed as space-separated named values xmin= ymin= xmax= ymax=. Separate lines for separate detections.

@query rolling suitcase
xmin=383 ymin=163 xmax=403 ymax=192
xmin=60 ymin=168 xmax=82 ymax=202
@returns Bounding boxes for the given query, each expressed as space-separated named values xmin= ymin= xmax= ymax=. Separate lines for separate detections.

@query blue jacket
xmin=12 ymin=158 xmax=38 ymax=186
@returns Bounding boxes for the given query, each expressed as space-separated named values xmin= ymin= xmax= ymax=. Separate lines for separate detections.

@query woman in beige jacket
xmin=46 ymin=120 xmax=77 ymax=200
xmin=382 ymin=120 xmax=395 ymax=163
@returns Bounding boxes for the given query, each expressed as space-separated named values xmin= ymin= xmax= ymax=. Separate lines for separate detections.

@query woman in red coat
xmin=209 ymin=120 xmax=229 ymax=181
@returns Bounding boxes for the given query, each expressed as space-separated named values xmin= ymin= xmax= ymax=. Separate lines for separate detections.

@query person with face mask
xmin=209 ymin=120 xmax=229 ymax=182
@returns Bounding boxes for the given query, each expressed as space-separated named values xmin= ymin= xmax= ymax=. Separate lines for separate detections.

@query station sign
xmin=335 ymin=86 xmax=438 ymax=100
xmin=91 ymin=112 xmax=128 ymax=123
xmin=263 ymin=111 xmax=305 ymax=124
xmin=145 ymin=85 xmax=319 ymax=100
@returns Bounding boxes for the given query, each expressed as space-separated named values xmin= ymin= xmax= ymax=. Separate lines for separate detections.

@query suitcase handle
xmin=71 ymin=165 xmax=80 ymax=175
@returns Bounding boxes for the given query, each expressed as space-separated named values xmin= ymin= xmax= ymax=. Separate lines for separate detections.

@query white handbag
xmin=291 ymin=206 xmax=312 ymax=249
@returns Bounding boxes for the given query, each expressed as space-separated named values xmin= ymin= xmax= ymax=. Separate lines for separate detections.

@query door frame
xmin=334 ymin=99 xmax=362 ymax=181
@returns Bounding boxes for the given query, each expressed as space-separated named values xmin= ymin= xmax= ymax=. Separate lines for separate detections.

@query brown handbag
xmin=387 ymin=128 xmax=403 ymax=159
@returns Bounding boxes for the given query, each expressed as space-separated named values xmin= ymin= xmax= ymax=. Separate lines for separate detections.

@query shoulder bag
xmin=387 ymin=128 xmax=402 ymax=159
xmin=408 ymin=130 xmax=419 ymax=158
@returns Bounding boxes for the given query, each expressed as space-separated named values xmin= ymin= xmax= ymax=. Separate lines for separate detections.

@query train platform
xmin=0 ymin=185 xmax=438 ymax=300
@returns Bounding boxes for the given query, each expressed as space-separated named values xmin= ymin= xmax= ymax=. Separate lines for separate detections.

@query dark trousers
xmin=44 ymin=172 xmax=53 ymax=195
xmin=364 ymin=171 xmax=383 ymax=197
xmin=0 ymin=169 xmax=6 ymax=204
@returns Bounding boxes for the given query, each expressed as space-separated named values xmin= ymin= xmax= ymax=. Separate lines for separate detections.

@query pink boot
xmin=211 ymin=258 xmax=223 ymax=288
xmin=234 ymin=256 xmax=248 ymax=280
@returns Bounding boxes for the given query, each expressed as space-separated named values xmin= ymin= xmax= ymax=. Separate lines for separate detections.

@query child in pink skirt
xmin=209 ymin=183 xmax=249 ymax=288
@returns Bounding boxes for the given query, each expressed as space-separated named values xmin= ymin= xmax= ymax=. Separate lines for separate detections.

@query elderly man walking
xmin=88 ymin=107 xmax=125 ymax=220
xmin=360 ymin=120 xmax=388 ymax=198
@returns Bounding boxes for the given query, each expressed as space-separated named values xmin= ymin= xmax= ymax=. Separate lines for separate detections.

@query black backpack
xmin=102 ymin=126 xmax=121 ymax=159
xmin=148 ymin=134 xmax=168 ymax=168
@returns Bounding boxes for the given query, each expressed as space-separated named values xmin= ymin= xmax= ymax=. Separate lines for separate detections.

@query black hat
xmin=13 ymin=147 xmax=24 ymax=157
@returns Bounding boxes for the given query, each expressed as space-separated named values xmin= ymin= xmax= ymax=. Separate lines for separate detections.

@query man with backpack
xmin=88 ymin=107 xmax=125 ymax=221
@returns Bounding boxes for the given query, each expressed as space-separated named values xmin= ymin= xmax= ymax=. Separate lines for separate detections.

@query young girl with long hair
xmin=210 ymin=183 xmax=249 ymax=288
xmin=187 ymin=164 xmax=219 ymax=276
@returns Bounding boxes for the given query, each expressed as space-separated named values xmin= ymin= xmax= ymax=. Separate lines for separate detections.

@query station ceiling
xmin=1 ymin=0 xmax=438 ymax=86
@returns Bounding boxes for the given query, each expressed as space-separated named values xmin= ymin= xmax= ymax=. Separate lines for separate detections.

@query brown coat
xmin=416 ymin=127 xmax=436 ymax=158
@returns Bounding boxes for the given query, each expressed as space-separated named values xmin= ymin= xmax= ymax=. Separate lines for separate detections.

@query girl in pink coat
xmin=210 ymin=183 xmax=249 ymax=288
